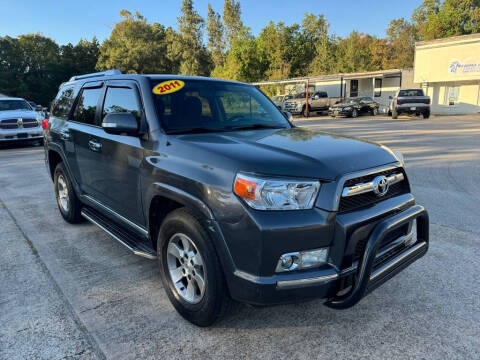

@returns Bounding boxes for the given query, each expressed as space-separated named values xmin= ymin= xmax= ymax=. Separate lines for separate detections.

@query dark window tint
xmin=51 ymin=87 xmax=74 ymax=120
xmin=362 ymin=97 xmax=373 ymax=102
xmin=399 ymin=89 xmax=424 ymax=97
xmin=102 ymin=87 xmax=142 ymax=122
xmin=73 ymin=88 xmax=101 ymax=125
xmin=319 ymin=92 xmax=328 ymax=98
xmin=350 ymin=80 xmax=358 ymax=97
xmin=374 ymin=78 xmax=382 ymax=97
xmin=0 ymin=100 xmax=31 ymax=111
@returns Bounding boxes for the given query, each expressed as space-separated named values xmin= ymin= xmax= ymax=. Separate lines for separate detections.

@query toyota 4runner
xmin=45 ymin=70 xmax=429 ymax=326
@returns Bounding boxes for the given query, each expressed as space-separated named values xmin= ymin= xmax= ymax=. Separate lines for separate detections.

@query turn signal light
xmin=234 ymin=176 xmax=257 ymax=200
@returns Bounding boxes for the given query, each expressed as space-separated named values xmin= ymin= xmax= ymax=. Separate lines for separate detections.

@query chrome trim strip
xmin=370 ymin=241 xmax=427 ymax=282
xmin=276 ymin=273 xmax=338 ymax=289
xmin=83 ymin=195 xmax=148 ymax=236
xmin=81 ymin=210 xmax=157 ymax=260
xmin=342 ymin=173 xmax=404 ymax=197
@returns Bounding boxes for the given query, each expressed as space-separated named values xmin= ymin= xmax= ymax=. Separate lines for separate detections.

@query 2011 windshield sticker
xmin=153 ymin=80 xmax=185 ymax=95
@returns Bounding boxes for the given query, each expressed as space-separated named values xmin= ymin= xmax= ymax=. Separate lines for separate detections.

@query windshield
xmin=0 ymin=100 xmax=32 ymax=111
xmin=399 ymin=89 xmax=424 ymax=97
xmin=343 ymin=98 xmax=360 ymax=104
xmin=150 ymin=79 xmax=290 ymax=134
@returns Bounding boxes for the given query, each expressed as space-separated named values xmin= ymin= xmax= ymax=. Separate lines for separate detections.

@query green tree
xmin=16 ymin=34 xmax=61 ymax=105
xmin=302 ymin=13 xmax=337 ymax=75
xmin=97 ymin=10 xmax=179 ymax=74
xmin=335 ymin=31 xmax=376 ymax=73
xmin=385 ymin=18 xmax=418 ymax=68
xmin=177 ymin=0 xmax=212 ymax=75
xmin=412 ymin=0 xmax=480 ymax=40
xmin=223 ymin=0 xmax=243 ymax=47
xmin=212 ymin=28 xmax=267 ymax=82
xmin=207 ymin=4 xmax=226 ymax=68
xmin=60 ymin=37 xmax=100 ymax=80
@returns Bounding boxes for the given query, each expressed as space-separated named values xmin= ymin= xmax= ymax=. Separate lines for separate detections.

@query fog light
xmin=275 ymin=248 xmax=328 ymax=273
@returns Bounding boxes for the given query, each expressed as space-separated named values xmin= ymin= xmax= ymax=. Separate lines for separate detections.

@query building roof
xmin=416 ymin=33 xmax=480 ymax=48
xmin=251 ymin=69 xmax=403 ymax=86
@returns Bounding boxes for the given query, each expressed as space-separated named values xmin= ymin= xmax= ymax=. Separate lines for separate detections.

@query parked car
xmin=328 ymin=97 xmax=379 ymax=118
xmin=271 ymin=94 xmax=293 ymax=111
xmin=0 ymin=97 xmax=43 ymax=144
xmin=389 ymin=89 xmax=431 ymax=119
xmin=45 ymin=70 xmax=429 ymax=327
xmin=284 ymin=91 xmax=340 ymax=117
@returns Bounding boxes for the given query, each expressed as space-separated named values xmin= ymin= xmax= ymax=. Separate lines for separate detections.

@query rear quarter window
xmin=51 ymin=87 xmax=75 ymax=120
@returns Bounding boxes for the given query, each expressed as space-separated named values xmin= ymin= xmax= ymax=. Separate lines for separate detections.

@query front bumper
xmin=0 ymin=128 xmax=43 ymax=142
xmin=216 ymin=197 xmax=429 ymax=306
xmin=328 ymin=108 xmax=353 ymax=117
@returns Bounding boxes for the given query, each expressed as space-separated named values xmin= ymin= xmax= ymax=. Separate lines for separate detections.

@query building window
xmin=447 ymin=86 xmax=459 ymax=106
xmin=350 ymin=80 xmax=358 ymax=97
xmin=374 ymin=78 xmax=382 ymax=97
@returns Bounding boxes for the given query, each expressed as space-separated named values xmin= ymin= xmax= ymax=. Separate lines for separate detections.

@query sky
xmin=0 ymin=0 xmax=422 ymax=45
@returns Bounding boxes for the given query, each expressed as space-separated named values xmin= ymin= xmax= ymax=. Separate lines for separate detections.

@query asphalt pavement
xmin=1 ymin=114 xmax=479 ymax=359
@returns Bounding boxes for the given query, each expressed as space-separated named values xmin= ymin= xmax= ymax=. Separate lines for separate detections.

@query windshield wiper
xmin=167 ymin=127 xmax=227 ymax=135
xmin=225 ymin=124 xmax=286 ymax=131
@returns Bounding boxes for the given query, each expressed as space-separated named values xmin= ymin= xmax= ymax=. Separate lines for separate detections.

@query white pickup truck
xmin=284 ymin=91 xmax=340 ymax=117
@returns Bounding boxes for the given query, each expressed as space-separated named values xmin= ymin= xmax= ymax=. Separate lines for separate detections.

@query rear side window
xmin=51 ymin=87 xmax=75 ymax=120
xmin=102 ymin=87 xmax=142 ymax=122
xmin=73 ymin=88 xmax=102 ymax=125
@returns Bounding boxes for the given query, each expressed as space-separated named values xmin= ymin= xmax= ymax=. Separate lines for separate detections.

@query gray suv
xmin=45 ymin=71 xmax=429 ymax=326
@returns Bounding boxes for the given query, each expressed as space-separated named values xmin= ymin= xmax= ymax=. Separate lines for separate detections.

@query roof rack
xmin=69 ymin=69 xmax=122 ymax=82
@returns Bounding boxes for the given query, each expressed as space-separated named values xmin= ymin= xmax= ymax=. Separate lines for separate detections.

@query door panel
xmin=87 ymin=82 xmax=146 ymax=226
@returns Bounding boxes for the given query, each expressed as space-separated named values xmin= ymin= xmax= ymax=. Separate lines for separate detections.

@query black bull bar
xmin=325 ymin=205 xmax=429 ymax=309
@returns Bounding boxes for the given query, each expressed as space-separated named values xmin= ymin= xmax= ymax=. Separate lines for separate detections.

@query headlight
xmin=234 ymin=173 xmax=320 ymax=210
xmin=393 ymin=151 xmax=405 ymax=165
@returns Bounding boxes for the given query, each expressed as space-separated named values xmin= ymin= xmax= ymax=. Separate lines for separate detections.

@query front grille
xmin=0 ymin=118 xmax=38 ymax=129
xmin=339 ymin=168 xmax=409 ymax=213
xmin=284 ymin=102 xmax=298 ymax=111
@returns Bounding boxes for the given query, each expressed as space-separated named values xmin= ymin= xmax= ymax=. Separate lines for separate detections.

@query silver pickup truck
xmin=284 ymin=91 xmax=340 ymax=117
xmin=0 ymin=97 xmax=43 ymax=143
xmin=389 ymin=89 xmax=431 ymax=119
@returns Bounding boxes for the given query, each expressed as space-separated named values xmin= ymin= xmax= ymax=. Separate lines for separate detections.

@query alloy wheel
xmin=166 ymin=233 xmax=206 ymax=304
xmin=57 ymin=175 xmax=69 ymax=212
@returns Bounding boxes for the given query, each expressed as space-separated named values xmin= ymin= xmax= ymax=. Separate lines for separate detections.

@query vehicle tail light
xmin=427 ymin=98 xmax=431 ymax=104
xmin=42 ymin=118 xmax=49 ymax=130
xmin=396 ymin=99 xmax=400 ymax=105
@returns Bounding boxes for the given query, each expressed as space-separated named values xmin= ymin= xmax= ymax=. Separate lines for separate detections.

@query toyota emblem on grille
xmin=17 ymin=118 xmax=23 ymax=128
xmin=373 ymin=175 xmax=389 ymax=197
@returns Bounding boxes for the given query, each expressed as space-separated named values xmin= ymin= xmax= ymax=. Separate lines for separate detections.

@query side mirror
xmin=389 ymin=96 xmax=393 ymax=100
xmin=102 ymin=113 xmax=138 ymax=136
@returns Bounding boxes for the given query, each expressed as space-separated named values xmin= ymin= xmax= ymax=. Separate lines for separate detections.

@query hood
xmin=175 ymin=128 xmax=398 ymax=180
xmin=0 ymin=109 xmax=39 ymax=120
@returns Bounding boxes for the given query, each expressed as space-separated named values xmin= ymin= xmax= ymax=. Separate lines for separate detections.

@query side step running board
xmin=81 ymin=207 xmax=157 ymax=260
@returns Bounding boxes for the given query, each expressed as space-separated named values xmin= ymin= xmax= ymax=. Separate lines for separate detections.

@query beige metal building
xmin=415 ymin=33 xmax=480 ymax=115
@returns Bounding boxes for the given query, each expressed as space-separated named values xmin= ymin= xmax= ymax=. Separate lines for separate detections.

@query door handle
xmin=88 ymin=140 xmax=102 ymax=152
xmin=60 ymin=129 xmax=71 ymax=140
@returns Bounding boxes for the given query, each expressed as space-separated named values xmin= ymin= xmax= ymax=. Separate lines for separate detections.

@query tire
xmin=351 ymin=109 xmax=358 ymax=118
xmin=388 ymin=110 xmax=392 ymax=116
xmin=392 ymin=109 xmax=398 ymax=119
xmin=423 ymin=110 xmax=430 ymax=119
xmin=158 ymin=208 xmax=230 ymax=327
xmin=302 ymin=106 xmax=311 ymax=118
xmin=54 ymin=162 xmax=83 ymax=223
